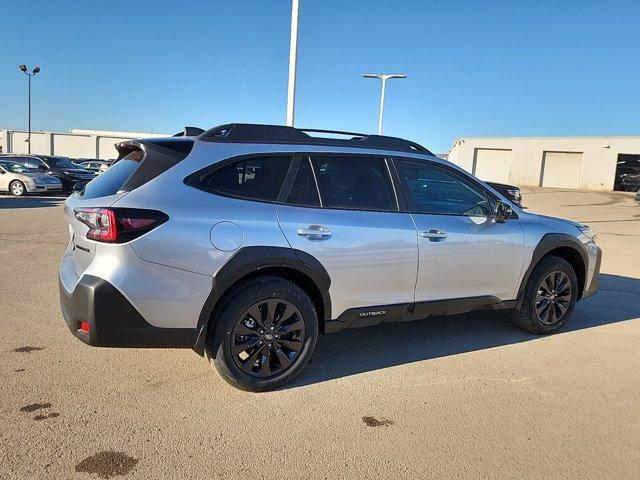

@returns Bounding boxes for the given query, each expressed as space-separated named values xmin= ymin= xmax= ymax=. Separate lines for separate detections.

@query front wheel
xmin=9 ymin=180 xmax=26 ymax=197
xmin=511 ymin=255 xmax=578 ymax=334
xmin=207 ymin=276 xmax=318 ymax=391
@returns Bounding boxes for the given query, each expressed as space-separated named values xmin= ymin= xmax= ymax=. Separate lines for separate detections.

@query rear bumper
xmin=59 ymin=273 xmax=199 ymax=348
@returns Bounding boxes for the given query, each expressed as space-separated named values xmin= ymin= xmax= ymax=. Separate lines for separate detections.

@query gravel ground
xmin=0 ymin=189 xmax=638 ymax=479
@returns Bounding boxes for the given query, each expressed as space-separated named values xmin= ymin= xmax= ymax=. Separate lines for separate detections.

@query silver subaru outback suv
xmin=59 ymin=124 xmax=601 ymax=391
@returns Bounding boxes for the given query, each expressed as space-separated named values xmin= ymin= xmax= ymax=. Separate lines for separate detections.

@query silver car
xmin=0 ymin=159 xmax=63 ymax=196
xmin=59 ymin=123 xmax=601 ymax=391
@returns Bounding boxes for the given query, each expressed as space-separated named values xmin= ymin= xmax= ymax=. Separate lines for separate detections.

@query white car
xmin=80 ymin=161 xmax=111 ymax=176
xmin=0 ymin=159 xmax=63 ymax=196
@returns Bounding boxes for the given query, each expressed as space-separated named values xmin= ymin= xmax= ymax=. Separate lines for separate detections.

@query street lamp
xmin=362 ymin=73 xmax=406 ymax=135
xmin=18 ymin=64 xmax=41 ymax=154
xmin=286 ymin=0 xmax=300 ymax=126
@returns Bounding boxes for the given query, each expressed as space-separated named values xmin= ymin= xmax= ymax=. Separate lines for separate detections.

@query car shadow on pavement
xmin=0 ymin=196 xmax=66 ymax=209
xmin=291 ymin=273 xmax=640 ymax=389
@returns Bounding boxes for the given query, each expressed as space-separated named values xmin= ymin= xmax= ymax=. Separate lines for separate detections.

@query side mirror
xmin=494 ymin=200 xmax=513 ymax=223
xmin=37 ymin=165 xmax=46 ymax=172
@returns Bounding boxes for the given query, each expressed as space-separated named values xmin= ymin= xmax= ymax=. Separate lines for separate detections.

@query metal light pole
xmin=19 ymin=64 xmax=41 ymax=154
xmin=286 ymin=0 xmax=300 ymax=126
xmin=362 ymin=73 xmax=406 ymax=135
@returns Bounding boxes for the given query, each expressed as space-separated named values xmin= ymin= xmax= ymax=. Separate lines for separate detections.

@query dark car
xmin=619 ymin=172 xmax=640 ymax=192
xmin=485 ymin=181 xmax=523 ymax=207
xmin=16 ymin=155 xmax=95 ymax=191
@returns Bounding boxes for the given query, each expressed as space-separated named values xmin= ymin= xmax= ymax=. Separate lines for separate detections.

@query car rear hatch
xmin=63 ymin=137 xmax=194 ymax=279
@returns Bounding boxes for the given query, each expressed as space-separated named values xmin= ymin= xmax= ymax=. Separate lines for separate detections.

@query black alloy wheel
xmin=511 ymin=255 xmax=578 ymax=334
xmin=231 ymin=299 xmax=305 ymax=377
xmin=208 ymin=276 xmax=318 ymax=391
xmin=535 ymin=271 xmax=572 ymax=325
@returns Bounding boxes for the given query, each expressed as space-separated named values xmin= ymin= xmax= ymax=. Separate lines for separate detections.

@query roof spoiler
xmin=115 ymin=140 xmax=142 ymax=161
xmin=173 ymin=126 xmax=205 ymax=137
xmin=114 ymin=137 xmax=195 ymax=162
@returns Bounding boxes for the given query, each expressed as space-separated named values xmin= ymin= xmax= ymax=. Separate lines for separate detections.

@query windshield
xmin=0 ymin=162 xmax=37 ymax=174
xmin=46 ymin=157 xmax=82 ymax=169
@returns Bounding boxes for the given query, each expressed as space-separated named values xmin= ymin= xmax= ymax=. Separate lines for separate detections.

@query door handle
xmin=297 ymin=225 xmax=332 ymax=240
xmin=420 ymin=229 xmax=447 ymax=241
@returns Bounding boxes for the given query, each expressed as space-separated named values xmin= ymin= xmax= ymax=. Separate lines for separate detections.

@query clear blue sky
xmin=3 ymin=0 xmax=639 ymax=152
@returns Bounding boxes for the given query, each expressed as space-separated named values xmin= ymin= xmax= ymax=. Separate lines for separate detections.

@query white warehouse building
xmin=0 ymin=128 xmax=169 ymax=160
xmin=447 ymin=136 xmax=640 ymax=192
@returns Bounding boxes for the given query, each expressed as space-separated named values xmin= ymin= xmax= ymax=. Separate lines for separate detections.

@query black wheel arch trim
xmin=195 ymin=246 xmax=332 ymax=347
xmin=516 ymin=233 xmax=589 ymax=307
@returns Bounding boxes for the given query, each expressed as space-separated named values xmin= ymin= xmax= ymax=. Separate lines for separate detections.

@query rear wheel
xmin=512 ymin=255 xmax=578 ymax=334
xmin=207 ymin=276 xmax=318 ymax=391
xmin=9 ymin=180 xmax=26 ymax=197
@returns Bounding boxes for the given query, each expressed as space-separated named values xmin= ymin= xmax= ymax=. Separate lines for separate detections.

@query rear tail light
xmin=74 ymin=208 xmax=168 ymax=243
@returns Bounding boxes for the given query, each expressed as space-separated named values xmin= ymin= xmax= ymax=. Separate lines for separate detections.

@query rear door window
xmin=201 ymin=156 xmax=292 ymax=202
xmin=310 ymin=155 xmax=397 ymax=211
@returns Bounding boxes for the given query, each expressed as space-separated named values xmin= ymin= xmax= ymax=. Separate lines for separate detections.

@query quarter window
xmin=310 ymin=155 xmax=397 ymax=211
xmin=202 ymin=156 xmax=292 ymax=202
xmin=397 ymin=159 xmax=493 ymax=216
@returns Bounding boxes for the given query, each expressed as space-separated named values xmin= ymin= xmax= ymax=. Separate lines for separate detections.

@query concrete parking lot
xmin=1 ymin=189 xmax=638 ymax=479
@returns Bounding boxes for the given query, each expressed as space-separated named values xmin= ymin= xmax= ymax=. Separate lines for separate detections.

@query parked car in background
xmin=618 ymin=171 xmax=640 ymax=192
xmin=14 ymin=155 xmax=95 ymax=192
xmin=0 ymin=159 xmax=63 ymax=196
xmin=73 ymin=157 xmax=113 ymax=164
xmin=80 ymin=160 xmax=111 ymax=175
xmin=485 ymin=181 xmax=523 ymax=207
xmin=70 ymin=157 xmax=90 ymax=164
xmin=59 ymin=123 xmax=600 ymax=391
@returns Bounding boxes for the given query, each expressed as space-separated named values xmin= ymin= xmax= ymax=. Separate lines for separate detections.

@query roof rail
xmin=198 ymin=123 xmax=433 ymax=155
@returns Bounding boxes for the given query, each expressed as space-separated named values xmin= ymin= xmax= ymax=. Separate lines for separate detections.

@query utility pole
xmin=286 ymin=0 xmax=300 ymax=126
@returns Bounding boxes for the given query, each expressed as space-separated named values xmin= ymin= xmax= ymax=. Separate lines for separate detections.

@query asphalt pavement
xmin=0 ymin=189 xmax=638 ymax=479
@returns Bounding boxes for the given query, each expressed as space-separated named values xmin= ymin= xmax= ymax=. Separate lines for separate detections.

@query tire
xmin=207 ymin=276 xmax=318 ymax=392
xmin=511 ymin=255 xmax=578 ymax=334
xmin=9 ymin=180 xmax=26 ymax=197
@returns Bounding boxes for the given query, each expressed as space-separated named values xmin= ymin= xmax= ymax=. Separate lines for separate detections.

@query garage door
xmin=473 ymin=149 xmax=512 ymax=184
xmin=541 ymin=151 xmax=582 ymax=189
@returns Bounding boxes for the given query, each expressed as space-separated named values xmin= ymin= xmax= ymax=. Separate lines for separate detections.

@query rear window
xmin=81 ymin=150 xmax=144 ymax=199
xmin=45 ymin=156 xmax=77 ymax=169
xmin=80 ymin=140 xmax=193 ymax=199
xmin=200 ymin=156 xmax=292 ymax=202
